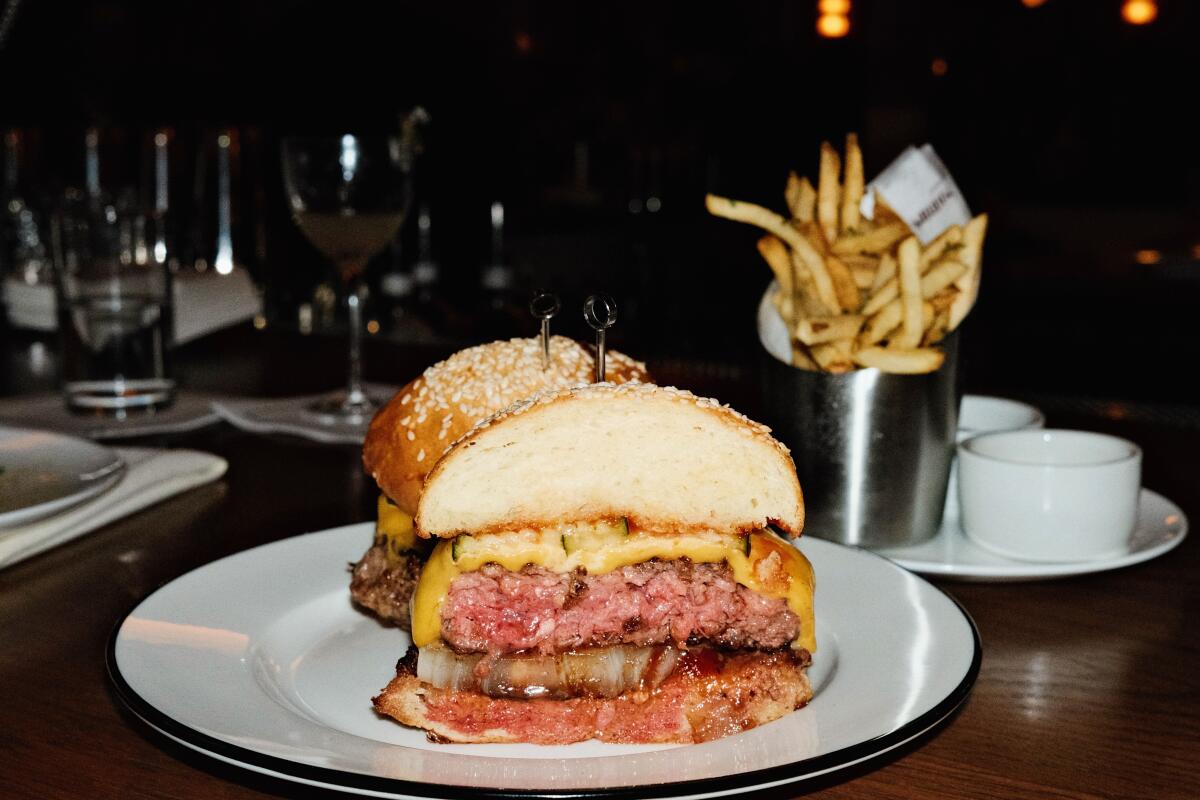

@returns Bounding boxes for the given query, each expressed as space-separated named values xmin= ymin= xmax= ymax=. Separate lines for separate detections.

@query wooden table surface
xmin=1 ymin=326 xmax=1197 ymax=800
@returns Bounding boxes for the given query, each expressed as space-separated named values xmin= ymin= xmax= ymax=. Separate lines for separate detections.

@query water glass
xmin=53 ymin=196 xmax=175 ymax=415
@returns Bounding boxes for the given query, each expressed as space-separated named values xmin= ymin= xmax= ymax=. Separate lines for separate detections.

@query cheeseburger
xmin=373 ymin=382 xmax=815 ymax=744
xmin=353 ymin=336 xmax=648 ymax=629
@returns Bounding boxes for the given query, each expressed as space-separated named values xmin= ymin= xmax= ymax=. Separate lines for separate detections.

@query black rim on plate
xmin=105 ymin=541 xmax=983 ymax=800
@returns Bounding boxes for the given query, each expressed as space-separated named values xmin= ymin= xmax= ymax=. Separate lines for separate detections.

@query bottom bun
xmin=373 ymin=647 xmax=812 ymax=744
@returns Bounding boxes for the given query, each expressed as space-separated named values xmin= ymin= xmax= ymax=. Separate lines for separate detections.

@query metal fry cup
xmin=757 ymin=286 xmax=960 ymax=548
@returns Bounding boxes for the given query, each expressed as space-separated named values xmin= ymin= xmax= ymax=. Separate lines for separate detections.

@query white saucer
xmin=874 ymin=489 xmax=1187 ymax=582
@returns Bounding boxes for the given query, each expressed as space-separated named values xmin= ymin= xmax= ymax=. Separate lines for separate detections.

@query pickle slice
xmin=562 ymin=518 xmax=629 ymax=555
xmin=450 ymin=528 xmax=566 ymax=565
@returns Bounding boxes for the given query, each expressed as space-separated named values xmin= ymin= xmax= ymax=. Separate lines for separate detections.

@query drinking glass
xmin=53 ymin=191 xmax=175 ymax=415
xmin=281 ymin=133 xmax=417 ymax=424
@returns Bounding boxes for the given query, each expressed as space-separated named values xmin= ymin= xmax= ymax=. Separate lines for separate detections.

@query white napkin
xmin=171 ymin=267 xmax=262 ymax=345
xmin=211 ymin=383 xmax=400 ymax=445
xmin=2 ymin=278 xmax=57 ymax=332
xmin=860 ymin=144 xmax=972 ymax=244
xmin=0 ymin=391 xmax=222 ymax=440
xmin=0 ymin=447 xmax=227 ymax=570
xmin=3 ymin=268 xmax=261 ymax=343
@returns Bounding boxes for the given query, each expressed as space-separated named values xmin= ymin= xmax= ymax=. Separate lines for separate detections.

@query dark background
xmin=2 ymin=0 xmax=1199 ymax=404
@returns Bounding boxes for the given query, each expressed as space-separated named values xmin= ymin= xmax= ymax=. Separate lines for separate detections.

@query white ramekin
xmin=958 ymin=396 xmax=1046 ymax=441
xmin=958 ymin=429 xmax=1142 ymax=562
xmin=945 ymin=396 xmax=1046 ymax=519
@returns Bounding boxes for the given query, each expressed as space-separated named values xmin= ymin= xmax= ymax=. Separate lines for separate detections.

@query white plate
xmin=0 ymin=426 xmax=125 ymax=529
xmin=875 ymin=488 xmax=1187 ymax=582
xmin=108 ymin=524 xmax=979 ymax=799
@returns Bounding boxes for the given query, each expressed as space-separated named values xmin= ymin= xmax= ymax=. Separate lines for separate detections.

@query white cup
xmin=945 ymin=396 xmax=1046 ymax=519
xmin=958 ymin=429 xmax=1142 ymax=562
xmin=959 ymin=396 xmax=1046 ymax=439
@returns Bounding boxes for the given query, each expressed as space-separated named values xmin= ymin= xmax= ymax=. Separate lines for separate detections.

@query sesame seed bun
xmin=415 ymin=382 xmax=805 ymax=539
xmin=363 ymin=336 xmax=650 ymax=513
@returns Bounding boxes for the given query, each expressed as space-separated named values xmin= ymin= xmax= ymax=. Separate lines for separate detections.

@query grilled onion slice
xmin=417 ymin=643 xmax=680 ymax=699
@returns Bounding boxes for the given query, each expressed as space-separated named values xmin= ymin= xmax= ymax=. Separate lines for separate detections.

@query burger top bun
xmin=363 ymin=336 xmax=649 ymax=513
xmin=415 ymin=382 xmax=804 ymax=540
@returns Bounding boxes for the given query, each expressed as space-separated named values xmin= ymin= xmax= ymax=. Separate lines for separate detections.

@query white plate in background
xmin=0 ymin=426 xmax=125 ymax=529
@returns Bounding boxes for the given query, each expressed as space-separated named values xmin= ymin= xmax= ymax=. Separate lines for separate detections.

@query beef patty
xmin=440 ymin=559 xmax=800 ymax=655
xmin=350 ymin=543 xmax=423 ymax=629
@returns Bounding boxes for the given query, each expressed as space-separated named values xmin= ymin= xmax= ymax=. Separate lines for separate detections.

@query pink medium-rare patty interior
xmin=440 ymin=559 xmax=800 ymax=655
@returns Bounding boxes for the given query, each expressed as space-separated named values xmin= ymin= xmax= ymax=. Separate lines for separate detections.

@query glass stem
xmin=346 ymin=284 xmax=366 ymax=407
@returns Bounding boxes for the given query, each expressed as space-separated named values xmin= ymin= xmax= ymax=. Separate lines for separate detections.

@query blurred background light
xmin=1122 ymin=0 xmax=1158 ymax=25
xmin=817 ymin=0 xmax=850 ymax=38
xmin=816 ymin=12 xmax=850 ymax=38
xmin=818 ymin=0 xmax=851 ymax=13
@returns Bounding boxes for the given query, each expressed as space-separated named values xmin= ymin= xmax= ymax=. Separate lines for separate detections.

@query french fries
xmin=861 ymin=256 xmax=967 ymax=317
xmin=919 ymin=225 xmax=964 ymax=270
xmin=861 ymin=279 xmax=898 ymax=317
xmin=811 ymin=340 xmax=856 ymax=373
xmin=798 ymin=177 xmax=817 ymax=223
xmin=785 ymin=172 xmax=817 ymax=223
xmin=796 ymin=314 xmax=866 ymax=345
xmin=860 ymin=300 xmax=903 ymax=347
xmin=853 ymin=346 xmax=945 ymax=374
xmin=948 ymin=213 xmax=988 ymax=330
xmin=895 ymin=236 xmax=924 ymax=349
xmin=921 ymin=260 xmax=968 ymax=298
xmin=790 ymin=341 xmax=820 ymax=371
xmin=840 ymin=133 xmax=864 ymax=233
xmin=787 ymin=250 xmax=832 ymax=317
xmin=704 ymin=194 xmax=840 ymax=312
xmin=824 ymin=255 xmax=861 ymax=312
xmin=924 ymin=307 xmax=951 ymax=347
xmin=839 ymin=254 xmax=881 ymax=289
xmin=831 ymin=221 xmax=909 ymax=256
xmin=872 ymin=252 xmax=896 ymax=293
xmin=707 ymin=135 xmax=987 ymax=375
xmin=817 ymin=143 xmax=841 ymax=245
xmin=756 ymin=235 xmax=795 ymax=320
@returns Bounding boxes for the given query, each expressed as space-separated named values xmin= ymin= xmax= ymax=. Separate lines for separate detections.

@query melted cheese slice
xmin=410 ymin=525 xmax=815 ymax=653
xmin=376 ymin=495 xmax=418 ymax=564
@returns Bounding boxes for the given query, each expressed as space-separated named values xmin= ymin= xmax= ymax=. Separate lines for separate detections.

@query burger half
xmin=373 ymin=382 xmax=815 ymax=744
xmin=352 ymin=336 xmax=649 ymax=629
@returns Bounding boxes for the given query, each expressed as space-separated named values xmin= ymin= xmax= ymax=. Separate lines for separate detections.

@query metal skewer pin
xmin=583 ymin=293 xmax=617 ymax=383
xmin=528 ymin=290 xmax=561 ymax=369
